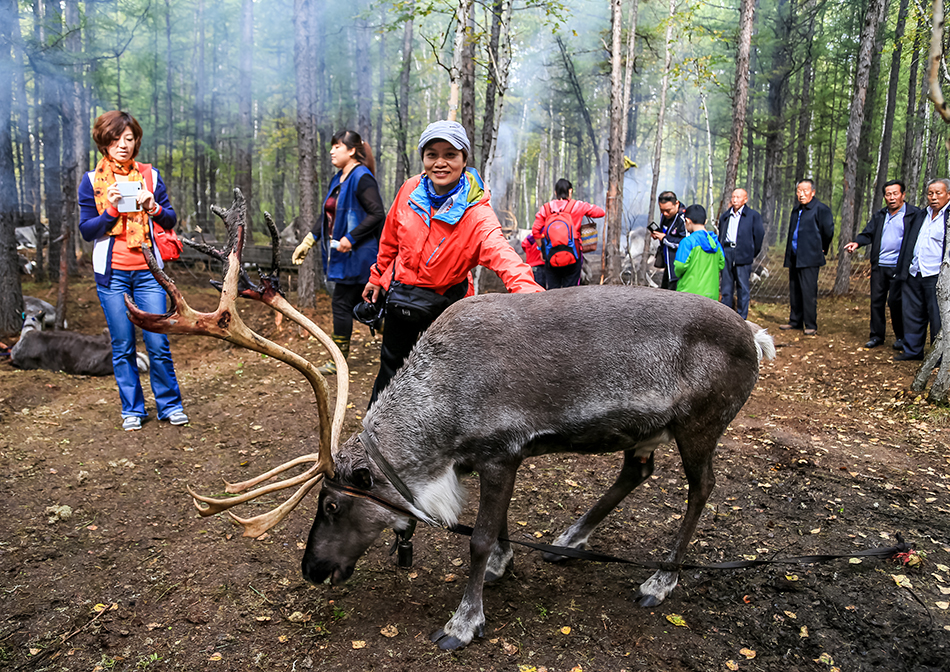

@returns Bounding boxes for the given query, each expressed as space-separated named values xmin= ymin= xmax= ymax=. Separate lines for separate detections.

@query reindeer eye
xmin=325 ymin=501 xmax=338 ymax=513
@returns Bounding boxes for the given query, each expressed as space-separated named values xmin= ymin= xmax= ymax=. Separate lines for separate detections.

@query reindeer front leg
xmin=431 ymin=457 xmax=520 ymax=650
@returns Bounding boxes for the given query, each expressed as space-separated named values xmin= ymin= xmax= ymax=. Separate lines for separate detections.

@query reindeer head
xmin=301 ymin=435 xmax=412 ymax=585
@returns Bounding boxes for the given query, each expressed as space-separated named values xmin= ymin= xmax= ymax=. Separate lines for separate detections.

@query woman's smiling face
xmin=422 ymin=141 xmax=466 ymax=195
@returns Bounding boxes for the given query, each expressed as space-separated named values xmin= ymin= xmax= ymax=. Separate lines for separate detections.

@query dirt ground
xmin=2 ymin=269 xmax=950 ymax=672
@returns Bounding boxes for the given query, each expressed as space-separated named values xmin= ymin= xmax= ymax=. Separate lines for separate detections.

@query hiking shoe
xmin=317 ymin=359 xmax=338 ymax=375
xmin=122 ymin=416 xmax=142 ymax=432
xmin=167 ymin=410 xmax=189 ymax=426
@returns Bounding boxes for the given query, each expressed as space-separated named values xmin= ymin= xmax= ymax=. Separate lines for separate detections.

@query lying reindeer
xmin=10 ymin=313 xmax=147 ymax=376
xmin=127 ymin=190 xmax=775 ymax=652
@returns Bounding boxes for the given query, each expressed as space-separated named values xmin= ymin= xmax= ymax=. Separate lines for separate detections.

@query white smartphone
xmin=116 ymin=181 xmax=142 ymax=213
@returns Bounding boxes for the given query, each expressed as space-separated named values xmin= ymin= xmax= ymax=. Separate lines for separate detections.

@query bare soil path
xmin=1 ymin=275 xmax=949 ymax=672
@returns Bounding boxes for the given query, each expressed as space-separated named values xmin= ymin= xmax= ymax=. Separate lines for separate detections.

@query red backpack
xmin=540 ymin=201 xmax=579 ymax=267
xmin=138 ymin=162 xmax=183 ymax=261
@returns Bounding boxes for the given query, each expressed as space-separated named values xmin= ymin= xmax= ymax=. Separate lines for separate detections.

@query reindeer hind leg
xmin=544 ymin=449 xmax=655 ymax=563
xmin=634 ymin=432 xmax=717 ymax=607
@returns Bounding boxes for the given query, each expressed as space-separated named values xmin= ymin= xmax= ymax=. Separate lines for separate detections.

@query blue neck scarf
xmin=422 ymin=174 xmax=466 ymax=209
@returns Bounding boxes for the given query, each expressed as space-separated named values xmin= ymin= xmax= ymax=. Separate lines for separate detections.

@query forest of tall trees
xmin=1 ymin=0 xmax=949 ymax=325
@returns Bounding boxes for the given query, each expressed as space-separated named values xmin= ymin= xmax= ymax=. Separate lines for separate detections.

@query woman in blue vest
xmin=292 ymin=130 xmax=385 ymax=374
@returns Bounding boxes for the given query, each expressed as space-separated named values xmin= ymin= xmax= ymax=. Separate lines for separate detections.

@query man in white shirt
xmin=717 ymin=188 xmax=764 ymax=319
xmin=894 ymin=178 xmax=949 ymax=361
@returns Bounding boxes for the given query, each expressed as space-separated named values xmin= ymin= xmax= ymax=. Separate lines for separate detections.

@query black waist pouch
xmin=386 ymin=278 xmax=468 ymax=323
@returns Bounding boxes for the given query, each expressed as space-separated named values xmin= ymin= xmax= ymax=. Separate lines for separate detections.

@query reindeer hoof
xmin=634 ymin=591 xmax=663 ymax=608
xmin=431 ymin=630 xmax=466 ymax=650
xmin=485 ymin=557 xmax=513 ymax=583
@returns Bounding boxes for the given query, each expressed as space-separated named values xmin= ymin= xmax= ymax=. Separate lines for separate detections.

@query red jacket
xmin=370 ymin=171 xmax=543 ymax=295
xmin=521 ymin=234 xmax=544 ymax=267
xmin=532 ymin=199 xmax=606 ymax=246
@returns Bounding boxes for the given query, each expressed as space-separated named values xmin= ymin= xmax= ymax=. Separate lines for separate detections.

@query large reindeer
xmin=129 ymin=190 xmax=775 ymax=651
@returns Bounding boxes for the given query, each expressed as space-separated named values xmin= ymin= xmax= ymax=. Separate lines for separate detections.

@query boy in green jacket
xmin=674 ymin=204 xmax=725 ymax=300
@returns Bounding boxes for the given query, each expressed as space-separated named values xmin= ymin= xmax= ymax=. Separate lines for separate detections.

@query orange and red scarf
xmin=92 ymin=157 xmax=150 ymax=249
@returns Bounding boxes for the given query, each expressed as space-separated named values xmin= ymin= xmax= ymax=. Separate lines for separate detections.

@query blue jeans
xmin=97 ymin=269 xmax=184 ymax=419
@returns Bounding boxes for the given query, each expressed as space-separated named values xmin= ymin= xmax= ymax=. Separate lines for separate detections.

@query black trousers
xmin=868 ymin=265 xmax=903 ymax=342
xmin=545 ymin=259 xmax=582 ymax=289
xmin=330 ymin=282 xmax=366 ymax=339
xmin=902 ymin=273 xmax=941 ymax=358
xmin=787 ymin=263 xmax=820 ymax=330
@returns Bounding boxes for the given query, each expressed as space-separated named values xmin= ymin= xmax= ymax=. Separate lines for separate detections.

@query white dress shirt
xmin=910 ymin=202 xmax=948 ymax=277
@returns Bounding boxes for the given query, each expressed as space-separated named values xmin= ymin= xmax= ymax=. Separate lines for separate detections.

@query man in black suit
xmin=718 ymin=188 xmax=764 ymax=319
xmin=893 ymin=178 xmax=949 ymax=361
xmin=844 ymin=180 xmax=918 ymax=350
xmin=780 ymin=179 xmax=835 ymax=335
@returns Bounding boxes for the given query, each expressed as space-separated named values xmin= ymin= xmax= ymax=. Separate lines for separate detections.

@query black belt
xmin=723 ymin=241 xmax=737 ymax=248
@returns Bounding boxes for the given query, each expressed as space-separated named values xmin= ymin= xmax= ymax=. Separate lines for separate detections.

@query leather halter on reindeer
xmin=129 ymin=189 xmax=776 ymax=651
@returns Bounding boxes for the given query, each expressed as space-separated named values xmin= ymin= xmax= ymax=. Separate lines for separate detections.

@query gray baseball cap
xmin=418 ymin=120 xmax=471 ymax=157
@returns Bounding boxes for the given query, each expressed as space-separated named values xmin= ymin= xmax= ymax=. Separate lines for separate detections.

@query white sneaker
xmin=122 ymin=416 xmax=142 ymax=431
xmin=167 ymin=411 xmax=189 ymax=426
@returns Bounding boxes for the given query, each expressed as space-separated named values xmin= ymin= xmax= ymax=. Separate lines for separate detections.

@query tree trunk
xmin=237 ymin=0 xmax=254 ymax=218
xmin=480 ymin=0 xmax=503 ymax=176
xmin=556 ymin=35 xmax=605 ymax=198
xmin=872 ymin=0 xmax=910 ymax=212
xmin=13 ymin=13 xmax=38 ymax=234
xmin=855 ymin=11 xmax=888 ymax=226
xmin=394 ymin=9 xmax=413 ymax=191
xmin=165 ymin=0 xmax=174 ymax=181
xmin=39 ymin=0 xmax=64 ymax=282
xmin=762 ymin=0 xmax=792 ymax=250
xmin=355 ymin=15 xmax=372 ymax=138
xmin=907 ymin=37 xmax=930 ymax=206
xmin=195 ymin=0 xmax=208 ymax=232
xmin=719 ymin=0 xmax=755 ymax=219
xmin=294 ymin=0 xmax=317 ymax=308
xmin=901 ymin=12 xmax=925 ymax=202
xmin=447 ymin=0 xmax=473 ymax=123
xmin=375 ymin=13 xmax=385 ymax=193
xmin=0 ymin=0 xmax=24 ymax=335
xmin=643 ymin=0 xmax=675 ymax=283
xmin=479 ymin=0 xmax=513 ymax=191
xmin=61 ymin=0 xmax=82 ymax=279
xmin=604 ymin=0 xmax=625 ymax=285
xmin=459 ymin=6 xmax=476 ymax=163
xmin=833 ymin=0 xmax=888 ymax=296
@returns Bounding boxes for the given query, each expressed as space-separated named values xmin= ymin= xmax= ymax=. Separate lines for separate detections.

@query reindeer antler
xmin=126 ymin=189 xmax=345 ymax=537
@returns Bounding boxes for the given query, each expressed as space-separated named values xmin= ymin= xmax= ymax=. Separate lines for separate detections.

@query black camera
xmin=353 ymin=298 xmax=385 ymax=335
xmin=647 ymin=221 xmax=661 ymax=233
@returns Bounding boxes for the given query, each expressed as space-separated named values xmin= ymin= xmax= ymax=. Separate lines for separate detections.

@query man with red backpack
xmin=532 ymin=179 xmax=605 ymax=289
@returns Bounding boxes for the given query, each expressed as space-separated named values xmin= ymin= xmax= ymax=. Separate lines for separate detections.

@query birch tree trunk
xmin=604 ymin=0 xmax=625 ymax=284
xmin=394 ymin=8 xmax=413 ymax=191
xmin=355 ymin=15 xmax=372 ymax=137
xmin=459 ymin=7 xmax=476 ymax=162
xmin=833 ymin=0 xmax=888 ymax=296
xmin=447 ymin=0 xmax=473 ymax=123
xmin=621 ymin=0 xmax=639 ymax=149
xmin=719 ymin=0 xmax=755 ymax=219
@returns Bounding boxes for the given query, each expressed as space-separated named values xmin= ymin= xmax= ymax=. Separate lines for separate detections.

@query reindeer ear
xmin=352 ymin=467 xmax=373 ymax=490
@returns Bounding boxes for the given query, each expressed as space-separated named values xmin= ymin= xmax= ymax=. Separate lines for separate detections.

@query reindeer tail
xmin=745 ymin=321 xmax=776 ymax=363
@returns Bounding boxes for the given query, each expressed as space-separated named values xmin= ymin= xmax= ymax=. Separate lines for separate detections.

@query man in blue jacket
xmin=844 ymin=180 xmax=918 ymax=350
xmin=718 ymin=188 xmax=764 ymax=319
xmin=780 ymin=179 xmax=835 ymax=335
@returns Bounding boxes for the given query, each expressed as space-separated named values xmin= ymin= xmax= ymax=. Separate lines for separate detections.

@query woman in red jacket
xmin=363 ymin=120 xmax=543 ymax=405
